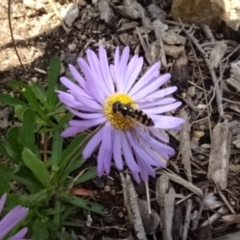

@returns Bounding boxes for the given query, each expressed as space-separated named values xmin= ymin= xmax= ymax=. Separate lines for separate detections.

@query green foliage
xmin=0 ymin=57 xmax=106 ymax=239
xmin=0 ymin=57 xmax=71 ymax=137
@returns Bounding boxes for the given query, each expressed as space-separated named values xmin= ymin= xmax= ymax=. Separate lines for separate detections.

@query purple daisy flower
xmin=0 ymin=193 xmax=29 ymax=240
xmin=57 ymin=45 xmax=184 ymax=182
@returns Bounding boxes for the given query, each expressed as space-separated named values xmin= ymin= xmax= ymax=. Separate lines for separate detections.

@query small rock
xmin=0 ymin=118 xmax=8 ymax=129
xmin=31 ymin=77 xmax=38 ymax=82
xmin=106 ymin=179 xmax=114 ymax=186
xmin=92 ymin=177 xmax=105 ymax=188
xmin=118 ymin=211 xmax=124 ymax=218
xmin=110 ymin=189 xmax=116 ymax=196
xmin=103 ymin=215 xmax=114 ymax=224
xmin=193 ymin=131 xmax=205 ymax=138
xmin=23 ymin=0 xmax=47 ymax=13
xmin=61 ymin=53 xmax=77 ymax=64
xmin=61 ymin=3 xmax=79 ymax=27
xmin=104 ymin=185 xmax=111 ymax=192
xmin=77 ymin=0 xmax=87 ymax=7
xmin=68 ymin=43 xmax=77 ymax=52
xmin=2 ymin=107 xmax=12 ymax=119
xmin=148 ymin=4 xmax=166 ymax=20
xmin=187 ymin=86 xmax=196 ymax=97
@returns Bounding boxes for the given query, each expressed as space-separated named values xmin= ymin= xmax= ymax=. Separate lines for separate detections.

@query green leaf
xmin=7 ymin=127 xmax=22 ymax=156
xmin=4 ymin=143 xmax=20 ymax=163
xmin=50 ymin=127 xmax=63 ymax=166
xmin=20 ymin=109 xmax=35 ymax=153
xmin=0 ymin=164 xmax=13 ymax=173
xmin=30 ymin=81 xmax=47 ymax=106
xmin=32 ymin=220 xmax=49 ymax=240
xmin=61 ymin=206 xmax=77 ymax=223
xmin=19 ymin=188 xmax=54 ymax=206
xmin=74 ymin=168 xmax=97 ymax=185
xmin=52 ymin=201 xmax=61 ymax=227
xmin=59 ymin=157 xmax=85 ymax=186
xmin=0 ymin=140 xmax=10 ymax=158
xmin=59 ymin=133 xmax=88 ymax=169
xmin=14 ymin=105 xmax=30 ymax=121
xmin=47 ymin=56 xmax=61 ymax=111
xmin=57 ymin=112 xmax=73 ymax=127
xmin=0 ymin=94 xmax=28 ymax=107
xmin=0 ymin=175 xmax=11 ymax=195
xmin=0 ymin=169 xmax=41 ymax=190
xmin=52 ymin=134 xmax=87 ymax=185
xmin=22 ymin=148 xmax=51 ymax=188
xmin=8 ymin=80 xmax=28 ymax=89
xmin=21 ymin=86 xmax=50 ymax=123
xmin=60 ymin=192 xmax=107 ymax=215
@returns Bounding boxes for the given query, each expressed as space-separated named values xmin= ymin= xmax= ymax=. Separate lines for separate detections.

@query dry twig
xmin=179 ymin=109 xmax=192 ymax=183
xmin=7 ymin=0 xmax=25 ymax=70
xmin=156 ymin=175 xmax=175 ymax=240
xmin=120 ymin=173 xmax=147 ymax=240
xmin=208 ymin=120 xmax=232 ymax=190
xmin=179 ymin=19 xmax=224 ymax=118
xmin=182 ymin=199 xmax=192 ymax=240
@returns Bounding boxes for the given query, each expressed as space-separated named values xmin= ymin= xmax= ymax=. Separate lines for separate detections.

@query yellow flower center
xmin=104 ymin=93 xmax=138 ymax=131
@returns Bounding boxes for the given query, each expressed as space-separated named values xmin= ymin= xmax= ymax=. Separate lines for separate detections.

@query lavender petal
xmin=129 ymin=62 xmax=160 ymax=96
xmin=144 ymin=102 xmax=182 ymax=114
xmin=82 ymin=126 xmax=104 ymax=159
xmin=101 ymin=122 xmax=112 ymax=151
xmin=61 ymin=127 xmax=83 ymax=137
xmin=9 ymin=227 xmax=28 ymax=240
xmin=132 ymin=73 xmax=171 ymax=101
xmin=124 ymin=57 xmax=143 ymax=93
xmin=97 ymin=143 xmax=105 ymax=177
xmin=68 ymin=64 xmax=86 ymax=89
xmin=99 ymin=45 xmax=115 ymax=94
xmin=0 ymin=206 xmax=28 ymax=239
xmin=103 ymin=150 xmax=112 ymax=174
xmin=139 ymin=86 xmax=178 ymax=103
xmin=86 ymin=49 xmax=110 ymax=97
xmin=153 ymin=116 xmax=185 ymax=129
xmin=121 ymin=131 xmax=140 ymax=172
xmin=68 ymin=107 xmax=103 ymax=119
xmin=77 ymin=58 xmax=105 ymax=103
xmin=139 ymin=97 xmax=177 ymax=109
xmin=69 ymin=117 xmax=106 ymax=128
xmin=113 ymin=130 xmax=123 ymax=170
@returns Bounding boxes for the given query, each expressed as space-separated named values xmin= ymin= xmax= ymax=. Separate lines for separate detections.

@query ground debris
xmin=208 ymin=120 xmax=232 ymax=190
xmin=2 ymin=0 xmax=240 ymax=239
xmin=209 ymin=41 xmax=227 ymax=69
xmin=98 ymin=0 xmax=114 ymax=26
xmin=179 ymin=109 xmax=192 ymax=183
xmin=214 ymin=231 xmax=240 ymax=240
xmin=226 ymin=60 xmax=240 ymax=92
xmin=115 ymin=0 xmax=145 ymax=19
xmin=156 ymin=175 xmax=175 ymax=240
xmin=120 ymin=173 xmax=147 ymax=240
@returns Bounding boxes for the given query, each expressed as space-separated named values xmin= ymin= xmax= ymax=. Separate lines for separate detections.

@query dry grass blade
xmin=159 ymin=171 xmax=203 ymax=197
xmin=201 ymin=207 xmax=228 ymax=227
xmin=138 ymin=199 xmax=160 ymax=235
xmin=209 ymin=41 xmax=227 ymax=69
xmin=226 ymin=60 xmax=240 ymax=92
xmin=207 ymin=120 xmax=232 ymax=190
xmin=182 ymin=199 xmax=192 ymax=240
xmin=214 ymin=231 xmax=240 ymax=240
xmin=156 ymin=175 xmax=175 ymax=240
xmin=179 ymin=109 xmax=192 ymax=183
xmin=120 ymin=173 xmax=147 ymax=240
xmin=179 ymin=19 xmax=224 ymax=117
xmin=98 ymin=0 xmax=113 ymax=25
